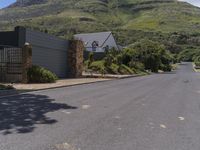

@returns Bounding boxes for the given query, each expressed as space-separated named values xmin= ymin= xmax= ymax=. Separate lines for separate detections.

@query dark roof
xmin=74 ymin=31 xmax=112 ymax=47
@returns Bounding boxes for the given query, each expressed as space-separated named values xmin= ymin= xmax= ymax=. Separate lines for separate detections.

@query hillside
xmin=0 ymin=0 xmax=200 ymax=49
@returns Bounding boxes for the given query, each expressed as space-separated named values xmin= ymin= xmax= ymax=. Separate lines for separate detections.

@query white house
xmin=74 ymin=31 xmax=119 ymax=52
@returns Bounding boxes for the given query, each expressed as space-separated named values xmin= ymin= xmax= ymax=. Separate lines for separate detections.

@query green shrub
xmin=118 ymin=64 xmax=134 ymax=75
xmin=88 ymin=52 xmax=94 ymax=69
xmin=90 ymin=61 xmax=106 ymax=74
xmin=127 ymin=39 xmax=174 ymax=72
xmin=195 ymin=62 xmax=200 ymax=67
xmin=178 ymin=48 xmax=199 ymax=62
xmin=129 ymin=61 xmax=145 ymax=71
xmin=107 ymin=63 xmax=119 ymax=74
xmin=160 ymin=64 xmax=172 ymax=72
xmin=27 ymin=65 xmax=58 ymax=83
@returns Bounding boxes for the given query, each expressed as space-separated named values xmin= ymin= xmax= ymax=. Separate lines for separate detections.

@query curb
xmin=0 ymin=74 xmax=146 ymax=99
xmin=17 ymin=74 xmax=146 ymax=92
xmin=0 ymin=79 xmax=113 ymax=99
xmin=116 ymin=74 xmax=146 ymax=79
xmin=84 ymin=73 xmax=147 ymax=79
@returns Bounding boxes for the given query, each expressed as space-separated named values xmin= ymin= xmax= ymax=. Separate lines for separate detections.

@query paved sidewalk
xmin=83 ymin=72 xmax=141 ymax=79
xmin=12 ymin=78 xmax=111 ymax=91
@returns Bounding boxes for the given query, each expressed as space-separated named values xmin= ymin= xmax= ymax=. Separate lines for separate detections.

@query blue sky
xmin=0 ymin=0 xmax=200 ymax=9
xmin=0 ymin=0 xmax=16 ymax=8
xmin=179 ymin=0 xmax=200 ymax=7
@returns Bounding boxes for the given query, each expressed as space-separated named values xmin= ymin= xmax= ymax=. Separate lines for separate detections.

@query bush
xmin=178 ymin=48 xmax=199 ymax=62
xmin=195 ymin=62 xmax=200 ymax=67
xmin=128 ymin=39 xmax=174 ymax=72
xmin=90 ymin=61 xmax=106 ymax=74
xmin=88 ymin=52 xmax=94 ymax=69
xmin=129 ymin=61 xmax=145 ymax=71
xmin=118 ymin=64 xmax=134 ymax=75
xmin=107 ymin=63 xmax=119 ymax=74
xmin=27 ymin=65 xmax=58 ymax=83
xmin=160 ymin=64 xmax=172 ymax=72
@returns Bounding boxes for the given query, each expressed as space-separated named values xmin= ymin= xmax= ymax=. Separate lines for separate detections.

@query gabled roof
xmin=74 ymin=31 xmax=112 ymax=47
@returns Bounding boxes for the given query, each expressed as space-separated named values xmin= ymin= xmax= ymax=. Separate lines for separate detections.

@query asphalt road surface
xmin=1 ymin=62 xmax=200 ymax=150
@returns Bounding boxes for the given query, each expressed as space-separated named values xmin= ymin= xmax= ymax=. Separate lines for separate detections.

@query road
xmin=1 ymin=62 xmax=200 ymax=150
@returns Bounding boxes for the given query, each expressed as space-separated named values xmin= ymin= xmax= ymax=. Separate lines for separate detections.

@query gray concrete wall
xmin=0 ymin=27 xmax=71 ymax=78
xmin=24 ymin=28 xmax=69 ymax=78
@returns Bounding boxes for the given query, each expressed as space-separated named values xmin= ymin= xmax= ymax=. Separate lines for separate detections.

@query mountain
xmin=8 ymin=0 xmax=48 ymax=7
xmin=0 ymin=0 xmax=200 ymax=48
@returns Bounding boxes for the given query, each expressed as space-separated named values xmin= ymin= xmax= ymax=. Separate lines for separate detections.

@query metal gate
xmin=0 ymin=48 xmax=23 ymax=82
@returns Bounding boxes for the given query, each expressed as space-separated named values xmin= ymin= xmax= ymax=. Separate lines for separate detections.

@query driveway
xmin=0 ymin=62 xmax=200 ymax=150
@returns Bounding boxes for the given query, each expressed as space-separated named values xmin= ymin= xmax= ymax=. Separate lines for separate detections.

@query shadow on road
xmin=0 ymin=94 xmax=77 ymax=135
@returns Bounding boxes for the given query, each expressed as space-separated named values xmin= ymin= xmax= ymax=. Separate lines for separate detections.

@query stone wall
xmin=67 ymin=40 xmax=84 ymax=78
xmin=22 ymin=43 xmax=32 ymax=83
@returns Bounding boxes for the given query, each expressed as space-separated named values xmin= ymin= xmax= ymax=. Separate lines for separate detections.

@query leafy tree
xmin=127 ymin=39 xmax=173 ymax=72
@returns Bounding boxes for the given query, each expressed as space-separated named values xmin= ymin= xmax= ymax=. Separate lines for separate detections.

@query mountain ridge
xmin=0 ymin=0 xmax=200 ymax=48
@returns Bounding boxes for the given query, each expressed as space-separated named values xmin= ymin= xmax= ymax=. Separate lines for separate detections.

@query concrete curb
xmin=0 ymin=79 xmax=113 ymax=99
xmin=0 ymin=74 xmax=146 ymax=98
xmin=83 ymin=73 xmax=147 ymax=79
xmin=23 ymin=74 xmax=147 ymax=92
xmin=115 ymin=74 xmax=147 ymax=80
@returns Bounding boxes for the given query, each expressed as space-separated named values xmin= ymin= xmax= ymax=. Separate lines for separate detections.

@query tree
xmin=129 ymin=39 xmax=173 ymax=72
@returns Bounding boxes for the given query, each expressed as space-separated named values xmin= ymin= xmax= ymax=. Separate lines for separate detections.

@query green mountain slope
xmin=0 ymin=0 xmax=200 ymax=48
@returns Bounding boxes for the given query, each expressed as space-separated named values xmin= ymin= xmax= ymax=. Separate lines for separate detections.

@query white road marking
xmin=178 ymin=117 xmax=185 ymax=121
xmin=118 ymin=128 xmax=122 ymax=130
xmin=82 ymin=105 xmax=91 ymax=109
xmin=160 ymin=124 xmax=167 ymax=129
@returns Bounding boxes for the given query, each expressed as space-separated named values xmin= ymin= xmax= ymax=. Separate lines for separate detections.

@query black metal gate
xmin=0 ymin=48 xmax=23 ymax=82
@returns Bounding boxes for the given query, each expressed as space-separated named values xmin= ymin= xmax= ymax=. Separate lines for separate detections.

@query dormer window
xmin=92 ymin=41 xmax=99 ymax=51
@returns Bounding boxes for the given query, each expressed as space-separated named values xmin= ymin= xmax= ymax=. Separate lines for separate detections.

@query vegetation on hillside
xmin=0 ymin=0 xmax=200 ymax=43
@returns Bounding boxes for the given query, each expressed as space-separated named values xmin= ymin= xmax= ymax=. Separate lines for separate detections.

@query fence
xmin=0 ymin=47 xmax=23 ymax=82
xmin=0 ymin=27 xmax=84 ymax=82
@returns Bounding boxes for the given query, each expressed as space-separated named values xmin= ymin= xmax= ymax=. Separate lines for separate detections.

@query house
xmin=74 ymin=32 xmax=119 ymax=52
